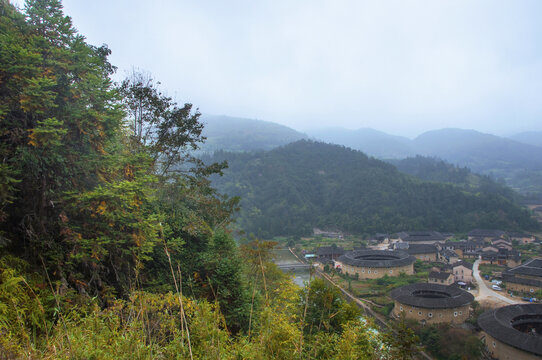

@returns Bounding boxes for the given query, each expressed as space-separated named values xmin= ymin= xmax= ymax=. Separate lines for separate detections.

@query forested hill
xmin=388 ymin=156 xmax=518 ymax=202
xmin=206 ymin=141 xmax=539 ymax=237
xmin=198 ymin=115 xmax=308 ymax=152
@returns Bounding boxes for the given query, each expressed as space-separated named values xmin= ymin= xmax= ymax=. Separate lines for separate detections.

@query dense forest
xmin=308 ymin=127 xmax=542 ymax=196
xmin=0 ymin=1 xmax=420 ymax=358
xmin=205 ymin=141 xmax=539 ymax=238
xmin=388 ymin=156 xmax=518 ymax=200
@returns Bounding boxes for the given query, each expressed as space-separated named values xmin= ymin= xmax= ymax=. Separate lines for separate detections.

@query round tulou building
xmin=390 ymin=283 xmax=474 ymax=324
xmin=478 ymin=304 xmax=542 ymax=360
xmin=335 ymin=250 xmax=415 ymax=279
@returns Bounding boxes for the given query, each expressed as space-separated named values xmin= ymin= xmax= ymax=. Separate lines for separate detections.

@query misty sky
xmin=12 ymin=0 xmax=542 ymax=137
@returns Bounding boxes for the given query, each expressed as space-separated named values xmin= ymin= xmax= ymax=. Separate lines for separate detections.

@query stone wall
xmin=505 ymin=281 xmax=541 ymax=294
xmin=337 ymin=262 xmax=414 ymax=279
xmin=392 ymin=300 xmax=470 ymax=324
xmin=481 ymin=332 xmax=540 ymax=360
xmin=413 ymin=253 xmax=437 ymax=262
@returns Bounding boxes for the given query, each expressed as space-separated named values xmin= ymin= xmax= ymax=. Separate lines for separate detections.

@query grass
xmin=279 ymin=235 xmax=368 ymax=252
xmin=478 ymin=263 xmax=505 ymax=278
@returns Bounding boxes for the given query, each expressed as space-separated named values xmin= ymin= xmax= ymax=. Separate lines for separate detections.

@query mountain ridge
xmin=205 ymin=140 xmax=539 ymax=238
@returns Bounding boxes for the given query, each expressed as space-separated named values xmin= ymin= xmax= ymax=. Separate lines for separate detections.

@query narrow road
xmin=472 ymin=259 xmax=520 ymax=305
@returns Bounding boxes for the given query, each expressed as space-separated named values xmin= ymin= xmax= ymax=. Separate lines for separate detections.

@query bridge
xmin=276 ymin=263 xmax=312 ymax=270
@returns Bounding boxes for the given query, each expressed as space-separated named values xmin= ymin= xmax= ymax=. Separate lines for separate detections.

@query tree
xmin=203 ymin=229 xmax=252 ymax=333
xmin=382 ymin=315 xmax=422 ymax=360
xmin=0 ymin=0 xmax=122 ymax=275
xmin=119 ymin=70 xmax=213 ymax=177
xmin=299 ymin=278 xmax=360 ymax=334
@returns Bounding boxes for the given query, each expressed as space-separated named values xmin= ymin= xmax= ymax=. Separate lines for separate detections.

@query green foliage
xmin=417 ymin=324 xmax=483 ymax=360
xmin=203 ymin=230 xmax=252 ymax=333
xmin=0 ymin=1 xmax=492 ymax=358
xmin=299 ymin=278 xmax=361 ymax=334
xmin=390 ymin=155 xmax=518 ymax=202
xmin=0 ymin=256 xmax=50 ymax=358
xmin=382 ymin=316 xmax=422 ymax=360
xmin=205 ymin=140 xmax=539 ymax=237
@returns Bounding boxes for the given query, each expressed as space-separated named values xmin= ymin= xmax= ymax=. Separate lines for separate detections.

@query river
xmin=272 ymin=248 xmax=312 ymax=287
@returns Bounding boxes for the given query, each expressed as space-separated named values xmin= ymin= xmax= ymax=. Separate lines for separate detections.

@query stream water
xmin=272 ymin=248 xmax=312 ymax=287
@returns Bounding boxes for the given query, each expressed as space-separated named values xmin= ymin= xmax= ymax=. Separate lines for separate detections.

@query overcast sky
xmin=13 ymin=0 xmax=542 ymax=137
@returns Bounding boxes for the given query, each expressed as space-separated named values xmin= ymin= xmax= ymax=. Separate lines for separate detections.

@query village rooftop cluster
xmin=297 ymin=228 xmax=542 ymax=359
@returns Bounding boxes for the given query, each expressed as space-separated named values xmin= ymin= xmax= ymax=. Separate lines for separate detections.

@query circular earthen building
xmin=390 ymin=283 xmax=474 ymax=324
xmin=336 ymin=250 xmax=415 ymax=279
xmin=478 ymin=304 xmax=542 ymax=360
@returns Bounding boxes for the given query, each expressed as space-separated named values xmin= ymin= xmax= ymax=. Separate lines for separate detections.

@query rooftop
xmin=398 ymin=231 xmax=445 ymax=242
xmin=317 ymin=246 xmax=345 ymax=256
xmin=429 ymin=271 xmax=453 ymax=280
xmin=406 ymin=243 xmax=438 ymax=255
xmin=390 ymin=283 xmax=474 ymax=309
xmin=478 ymin=304 xmax=542 ymax=356
xmin=440 ymin=249 xmax=459 ymax=258
xmin=338 ymin=250 xmax=416 ymax=268
xmin=452 ymin=261 xmax=473 ymax=270
xmin=467 ymin=229 xmax=505 ymax=238
xmin=507 ymin=258 xmax=542 ymax=278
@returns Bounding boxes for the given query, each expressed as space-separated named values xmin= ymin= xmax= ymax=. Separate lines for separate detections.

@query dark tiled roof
xmin=481 ymin=248 xmax=521 ymax=262
xmin=440 ymin=249 xmax=459 ymax=258
xmin=503 ymin=273 xmax=542 ymax=288
xmin=478 ymin=304 xmax=542 ymax=356
xmin=406 ymin=244 xmax=438 ymax=255
xmin=398 ymin=231 xmax=445 ymax=242
xmin=467 ymin=229 xmax=505 ymax=238
xmin=439 ymin=264 xmax=453 ymax=272
xmin=317 ymin=246 xmax=345 ymax=256
xmin=453 ymin=261 xmax=473 ymax=270
xmin=390 ymin=283 xmax=474 ymax=309
xmin=338 ymin=250 xmax=416 ymax=268
xmin=394 ymin=242 xmax=410 ymax=250
xmin=429 ymin=271 xmax=452 ymax=280
xmin=507 ymin=259 xmax=542 ymax=278
xmin=444 ymin=239 xmax=484 ymax=250
xmin=508 ymin=232 xmax=531 ymax=238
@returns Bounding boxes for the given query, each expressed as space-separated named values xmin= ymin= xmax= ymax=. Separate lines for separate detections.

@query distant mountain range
xmin=203 ymin=141 xmax=538 ymax=238
xmin=306 ymin=127 xmax=413 ymax=159
xmin=196 ymin=116 xmax=542 ymax=195
xmin=198 ymin=115 xmax=307 ymax=152
xmin=508 ymin=131 xmax=542 ymax=148
xmin=307 ymin=127 xmax=542 ymax=195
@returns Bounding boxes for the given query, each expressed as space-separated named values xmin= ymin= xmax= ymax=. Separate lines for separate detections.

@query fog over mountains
xmin=199 ymin=115 xmax=307 ymax=152
xmin=306 ymin=127 xmax=542 ymax=195
xmin=199 ymin=116 xmax=542 ymax=195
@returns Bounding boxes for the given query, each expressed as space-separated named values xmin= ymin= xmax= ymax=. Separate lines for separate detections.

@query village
xmin=286 ymin=229 xmax=542 ymax=360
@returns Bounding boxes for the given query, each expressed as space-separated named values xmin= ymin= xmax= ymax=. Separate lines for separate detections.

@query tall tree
xmin=119 ymin=71 xmax=208 ymax=176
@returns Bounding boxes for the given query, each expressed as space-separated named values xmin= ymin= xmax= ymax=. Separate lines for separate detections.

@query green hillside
xmin=206 ymin=141 xmax=539 ymax=238
xmin=199 ymin=115 xmax=307 ymax=152
xmin=305 ymin=126 xmax=542 ymax=195
xmin=388 ymin=156 xmax=518 ymax=201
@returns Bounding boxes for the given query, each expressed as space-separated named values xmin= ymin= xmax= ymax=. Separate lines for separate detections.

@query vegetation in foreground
xmin=0 ymin=1 xmax=422 ymax=358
